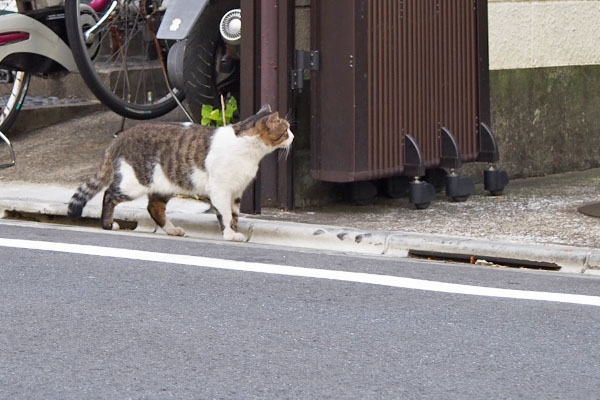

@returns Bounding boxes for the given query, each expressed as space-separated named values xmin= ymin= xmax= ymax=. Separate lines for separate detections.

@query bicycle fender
xmin=0 ymin=13 xmax=77 ymax=71
xmin=156 ymin=0 xmax=209 ymax=40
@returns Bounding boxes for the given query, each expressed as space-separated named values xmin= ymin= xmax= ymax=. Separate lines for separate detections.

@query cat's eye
xmin=274 ymin=129 xmax=287 ymax=141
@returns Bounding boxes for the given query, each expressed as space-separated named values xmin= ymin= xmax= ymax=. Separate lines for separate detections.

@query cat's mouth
xmin=278 ymin=130 xmax=294 ymax=159
xmin=281 ymin=129 xmax=294 ymax=147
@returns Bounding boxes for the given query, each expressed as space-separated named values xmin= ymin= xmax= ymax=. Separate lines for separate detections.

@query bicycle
xmin=63 ymin=0 xmax=240 ymax=120
xmin=1 ymin=1 xmax=31 ymax=168
xmin=1 ymin=0 xmax=241 ymax=167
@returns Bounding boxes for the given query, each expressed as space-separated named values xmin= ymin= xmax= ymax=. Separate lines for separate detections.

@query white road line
xmin=1 ymin=237 xmax=599 ymax=307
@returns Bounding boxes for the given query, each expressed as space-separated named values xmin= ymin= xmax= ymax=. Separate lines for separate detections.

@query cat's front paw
xmin=164 ymin=226 xmax=185 ymax=236
xmin=162 ymin=220 xmax=185 ymax=236
xmin=223 ymin=230 xmax=247 ymax=242
xmin=101 ymin=221 xmax=120 ymax=231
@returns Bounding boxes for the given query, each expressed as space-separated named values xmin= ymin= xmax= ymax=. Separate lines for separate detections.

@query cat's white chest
xmin=189 ymin=168 xmax=209 ymax=193
xmin=205 ymin=127 xmax=265 ymax=193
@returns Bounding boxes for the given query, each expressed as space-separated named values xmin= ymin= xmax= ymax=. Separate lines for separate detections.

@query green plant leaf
xmin=200 ymin=97 xmax=237 ymax=126
xmin=227 ymin=97 xmax=238 ymax=112
xmin=201 ymin=104 xmax=214 ymax=118
xmin=209 ymin=108 xmax=221 ymax=121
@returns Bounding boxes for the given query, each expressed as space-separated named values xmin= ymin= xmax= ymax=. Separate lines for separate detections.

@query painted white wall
xmin=0 ymin=0 xmax=17 ymax=12
xmin=489 ymin=0 xmax=600 ymax=70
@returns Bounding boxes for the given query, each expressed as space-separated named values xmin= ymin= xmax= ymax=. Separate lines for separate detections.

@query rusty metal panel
xmin=310 ymin=0 xmax=362 ymax=182
xmin=240 ymin=0 xmax=295 ymax=211
xmin=311 ymin=0 xmax=488 ymax=182
xmin=240 ymin=0 xmax=261 ymax=213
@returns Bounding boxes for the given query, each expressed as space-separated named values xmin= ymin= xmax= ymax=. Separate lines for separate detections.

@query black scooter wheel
xmin=183 ymin=0 xmax=240 ymax=122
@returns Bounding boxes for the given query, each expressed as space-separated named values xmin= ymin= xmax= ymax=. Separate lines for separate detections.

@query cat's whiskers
xmin=278 ymin=144 xmax=292 ymax=160
xmin=284 ymin=109 xmax=296 ymax=126
xmin=278 ymin=149 xmax=286 ymax=160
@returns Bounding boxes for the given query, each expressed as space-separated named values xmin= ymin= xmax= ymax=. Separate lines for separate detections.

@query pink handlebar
xmin=0 ymin=32 xmax=29 ymax=45
xmin=88 ymin=0 xmax=113 ymax=13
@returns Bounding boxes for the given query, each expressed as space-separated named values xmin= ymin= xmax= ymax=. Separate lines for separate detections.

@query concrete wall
xmin=491 ymin=65 xmax=600 ymax=178
xmin=488 ymin=0 xmax=600 ymax=179
xmin=292 ymin=0 xmax=600 ymax=207
xmin=488 ymin=0 xmax=600 ymax=70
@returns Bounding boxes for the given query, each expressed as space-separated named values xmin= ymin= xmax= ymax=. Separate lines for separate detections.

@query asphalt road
xmin=1 ymin=220 xmax=599 ymax=399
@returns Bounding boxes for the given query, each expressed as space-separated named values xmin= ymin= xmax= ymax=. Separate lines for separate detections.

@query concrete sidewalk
xmin=1 ymin=110 xmax=600 ymax=275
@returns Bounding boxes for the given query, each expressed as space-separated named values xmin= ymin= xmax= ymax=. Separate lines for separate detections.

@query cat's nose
xmin=288 ymin=129 xmax=294 ymax=142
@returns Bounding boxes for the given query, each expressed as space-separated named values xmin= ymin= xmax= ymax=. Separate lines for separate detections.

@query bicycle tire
xmin=0 ymin=70 xmax=30 ymax=134
xmin=64 ymin=0 xmax=184 ymax=120
xmin=183 ymin=0 xmax=240 ymax=121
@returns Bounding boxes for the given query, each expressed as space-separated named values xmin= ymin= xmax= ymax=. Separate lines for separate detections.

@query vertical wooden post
xmin=240 ymin=0 xmax=295 ymax=213
xmin=240 ymin=0 xmax=261 ymax=214
xmin=276 ymin=0 xmax=295 ymax=210
xmin=259 ymin=0 xmax=295 ymax=210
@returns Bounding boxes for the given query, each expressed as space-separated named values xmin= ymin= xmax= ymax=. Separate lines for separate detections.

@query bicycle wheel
xmin=0 ymin=70 xmax=30 ymax=134
xmin=64 ymin=0 xmax=184 ymax=119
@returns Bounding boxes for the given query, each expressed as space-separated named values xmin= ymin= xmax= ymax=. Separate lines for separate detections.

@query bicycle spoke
xmin=0 ymin=70 xmax=29 ymax=133
xmin=65 ymin=0 xmax=182 ymax=118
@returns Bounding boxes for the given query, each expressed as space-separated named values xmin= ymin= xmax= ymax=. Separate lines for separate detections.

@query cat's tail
xmin=67 ymin=156 xmax=113 ymax=219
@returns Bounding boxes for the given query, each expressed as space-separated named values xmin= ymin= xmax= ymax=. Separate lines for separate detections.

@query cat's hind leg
xmin=147 ymin=194 xmax=185 ymax=236
xmin=101 ymin=186 xmax=132 ymax=230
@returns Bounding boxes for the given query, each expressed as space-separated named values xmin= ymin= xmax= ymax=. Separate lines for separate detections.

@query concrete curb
xmin=10 ymin=102 xmax=106 ymax=136
xmin=241 ymin=220 xmax=600 ymax=275
xmin=1 ymin=183 xmax=599 ymax=275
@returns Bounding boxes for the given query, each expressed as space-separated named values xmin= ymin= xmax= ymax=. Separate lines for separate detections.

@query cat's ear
xmin=255 ymin=114 xmax=271 ymax=131
xmin=259 ymin=104 xmax=272 ymax=113
xmin=267 ymin=111 xmax=280 ymax=122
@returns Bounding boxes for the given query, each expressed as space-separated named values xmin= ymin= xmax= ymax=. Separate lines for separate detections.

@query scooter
xmin=155 ymin=0 xmax=241 ymax=121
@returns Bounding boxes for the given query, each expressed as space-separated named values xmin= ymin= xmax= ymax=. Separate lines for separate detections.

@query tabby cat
xmin=67 ymin=104 xmax=293 ymax=241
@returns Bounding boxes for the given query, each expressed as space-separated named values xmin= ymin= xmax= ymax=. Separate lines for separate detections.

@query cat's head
xmin=235 ymin=104 xmax=294 ymax=150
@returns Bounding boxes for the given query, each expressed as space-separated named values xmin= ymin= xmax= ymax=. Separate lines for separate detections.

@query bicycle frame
xmin=0 ymin=0 xmax=113 ymax=72
xmin=0 ymin=130 xmax=16 ymax=169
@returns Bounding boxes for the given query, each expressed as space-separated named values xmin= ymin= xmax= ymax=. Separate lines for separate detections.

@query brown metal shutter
xmin=311 ymin=0 xmax=489 ymax=182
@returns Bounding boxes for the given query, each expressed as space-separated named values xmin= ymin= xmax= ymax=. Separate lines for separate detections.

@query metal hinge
xmin=291 ymin=50 xmax=320 ymax=90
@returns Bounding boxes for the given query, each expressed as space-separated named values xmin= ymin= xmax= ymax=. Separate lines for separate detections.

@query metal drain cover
xmin=578 ymin=202 xmax=600 ymax=218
